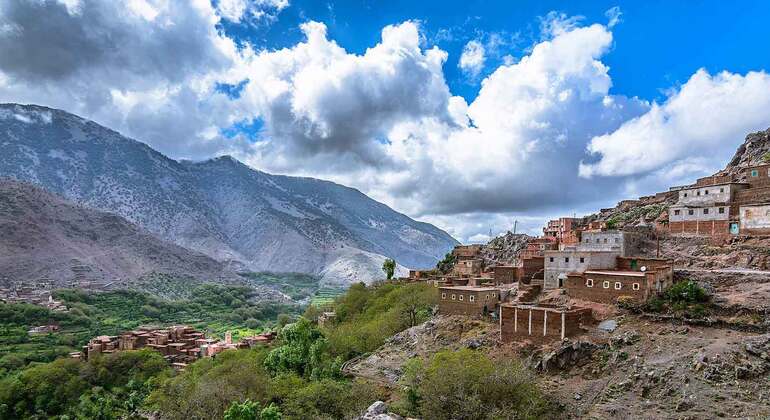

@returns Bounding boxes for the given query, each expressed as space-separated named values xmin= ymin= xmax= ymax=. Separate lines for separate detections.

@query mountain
xmin=0 ymin=103 xmax=458 ymax=285
xmin=0 ymin=179 xmax=241 ymax=288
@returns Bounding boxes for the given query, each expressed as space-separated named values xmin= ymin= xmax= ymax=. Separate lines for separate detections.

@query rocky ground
xmin=345 ymin=310 xmax=770 ymax=419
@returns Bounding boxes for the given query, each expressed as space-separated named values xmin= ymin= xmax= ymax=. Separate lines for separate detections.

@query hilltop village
xmin=400 ymin=161 xmax=770 ymax=343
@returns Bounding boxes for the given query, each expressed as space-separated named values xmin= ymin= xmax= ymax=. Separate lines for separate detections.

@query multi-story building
xmin=543 ymin=250 xmax=618 ymax=289
xmin=577 ymin=230 xmax=643 ymax=257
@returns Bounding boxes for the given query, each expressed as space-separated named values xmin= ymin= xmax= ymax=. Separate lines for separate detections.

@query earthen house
xmin=438 ymin=286 xmax=499 ymax=316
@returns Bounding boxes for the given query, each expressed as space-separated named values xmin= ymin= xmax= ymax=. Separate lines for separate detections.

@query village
xmin=400 ymin=162 xmax=770 ymax=343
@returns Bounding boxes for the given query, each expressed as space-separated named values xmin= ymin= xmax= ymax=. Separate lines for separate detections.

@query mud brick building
xmin=438 ymin=286 xmax=500 ymax=316
xmin=517 ymin=256 xmax=545 ymax=284
xmin=491 ymin=266 xmax=516 ymax=284
xmin=543 ymin=250 xmax=618 ymax=289
xmin=543 ymin=217 xmax=582 ymax=249
xmin=499 ymin=303 xmax=592 ymax=343
xmin=565 ymin=257 xmax=674 ymax=304
xmin=520 ymin=237 xmax=558 ymax=259
xmin=577 ymin=230 xmax=643 ymax=257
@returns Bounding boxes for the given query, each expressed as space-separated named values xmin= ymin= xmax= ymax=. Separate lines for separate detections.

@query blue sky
xmin=2 ymin=0 xmax=770 ymax=242
xmin=219 ymin=0 xmax=770 ymax=105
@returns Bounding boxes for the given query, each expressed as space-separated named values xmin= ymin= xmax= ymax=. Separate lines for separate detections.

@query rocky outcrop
xmin=357 ymin=401 xmax=405 ymax=420
xmin=480 ymin=232 xmax=530 ymax=265
xmin=727 ymin=127 xmax=770 ymax=171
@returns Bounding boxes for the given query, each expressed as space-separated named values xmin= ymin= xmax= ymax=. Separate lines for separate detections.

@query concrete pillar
xmin=543 ymin=310 xmax=547 ymax=336
xmin=561 ymin=312 xmax=566 ymax=340
xmin=528 ymin=309 xmax=532 ymax=335
xmin=514 ymin=308 xmax=518 ymax=332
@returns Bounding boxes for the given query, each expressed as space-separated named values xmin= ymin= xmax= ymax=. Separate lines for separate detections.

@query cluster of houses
xmin=667 ymin=163 xmax=770 ymax=236
xmin=73 ymin=326 xmax=276 ymax=370
xmin=407 ymin=220 xmax=674 ymax=343
xmin=0 ymin=282 xmax=68 ymax=312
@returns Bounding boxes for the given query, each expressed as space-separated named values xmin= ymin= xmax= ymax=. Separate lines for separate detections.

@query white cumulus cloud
xmin=458 ymin=40 xmax=486 ymax=77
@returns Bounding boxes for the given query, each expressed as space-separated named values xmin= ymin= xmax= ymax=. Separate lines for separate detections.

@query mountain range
xmin=0 ymin=103 xmax=458 ymax=286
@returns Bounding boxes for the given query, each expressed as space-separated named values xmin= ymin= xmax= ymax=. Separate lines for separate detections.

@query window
xmin=674 ymin=210 xmax=681 ymax=216
xmin=603 ymin=238 xmax=608 ymax=243
xmin=703 ymin=208 xmax=709 ymax=215
xmin=549 ymin=257 xmax=554 ymax=263
xmin=696 ymin=191 xmax=700 ymax=196
xmin=586 ymin=278 xmax=594 ymax=287
xmin=719 ymin=207 xmax=725 ymax=214
xmin=451 ymin=294 xmax=456 ymax=300
xmin=459 ymin=295 xmax=464 ymax=301
xmin=485 ymin=294 xmax=490 ymax=301
xmin=595 ymin=238 xmax=600 ymax=243
xmin=614 ymin=238 xmax=619 ymax=243
xmin=705 ymin=190 xmax=709 ymax=195
xmin=751 ymin=169 xmax=759 ymax=177
xmin=441 ymin=293 xmax=446 ymax=300
xmin=632 ymin=283 xmax=640 ymax=291
xmin=603 ymin=281 xmax=610 ymax=289
xmin=720 ymin=188 xmax=724 ymax=193
xmin=579 ymin=257 xmax=585 ymax=263
xmin=688 ymin=209 xmax=694 ymax=216
xmin=469 ymin=295 xmax=475 ymax=302
xmin=614 ymin=282 xmax=622 ymax=290
xmin=565 ymin=257 xmax=570 ymax=263
xmin=684 ymin=193 xmax=688 ymax=197
xmin=585 ymin=238 xmax=590 ymax=243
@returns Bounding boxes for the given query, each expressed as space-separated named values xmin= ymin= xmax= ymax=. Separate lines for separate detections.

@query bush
xmin=399 ymin=349 xmax=555 ymax=420
xmin=664 ymin=281 xmax=708 ymax=304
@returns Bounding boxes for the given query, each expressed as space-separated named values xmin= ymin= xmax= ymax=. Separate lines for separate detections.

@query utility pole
xmin=513 ymin=220 xmax=518 ymax=235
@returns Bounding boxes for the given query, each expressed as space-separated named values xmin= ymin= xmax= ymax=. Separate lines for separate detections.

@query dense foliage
xmin=0 ymin=281 xmax=554 ymax=419
xmin=237 ymin=272 xmax=323 ymax=301
xmin=397 ymin=349 xmax=555 ymax=419
xmin=0 ymin=349 xmax=169 ymax=419
xmin=0 ymin=285 xmax=299 ymax=378
xmin=321 ymin=282 xmax=437 ymax=360
xmin=381 ymin=258 xmax=396 ymax=280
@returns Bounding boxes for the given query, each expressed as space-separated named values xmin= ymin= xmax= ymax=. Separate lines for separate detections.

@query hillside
xmin=0 ymin=179 xmax=242 ymax=289
xmin=0 ymin=103 xmax=457 ymax=285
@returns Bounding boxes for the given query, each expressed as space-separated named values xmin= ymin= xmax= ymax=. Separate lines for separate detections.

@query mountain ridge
xmin=0 ymin=103 xmax=457 ymax=285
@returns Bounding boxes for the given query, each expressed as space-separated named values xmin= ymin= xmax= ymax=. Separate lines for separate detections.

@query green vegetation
xmin=323 ymin=282 xmax=437 ymax=360
xmin=0 ymin=285 xmax=299 ymax=378
xmin=762 ymin=151 xmax=770 ymax=163
xmin=0 ymin=281 xmax=554 ymax=419
xmin=642 ymin=280 xmax=710 ymax=317
xmin=396 ymin=349 xmax=555 ymax=419
xmin=606 ymin=203 xmax=667 ymax=228
xmin=0 ymin=348 xmax=170 ymax=419
xmin=237 ymin=272 xmax=322 ymax=301
xmin=308 ymin=287 xmax=345 ymax=308
xmin=382 ymin=258 xmax=396 ymax=280
xmin=436 ymin=251 xmax=457 ymax=274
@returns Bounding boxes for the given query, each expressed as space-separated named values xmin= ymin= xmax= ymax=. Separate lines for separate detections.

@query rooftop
xmin=439 ymin=286 xmax=499 ymax=291
xmin=583 ymin=270 xmax=646 ymax=277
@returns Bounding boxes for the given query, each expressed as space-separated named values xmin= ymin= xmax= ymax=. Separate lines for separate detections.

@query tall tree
xmin=382 ymin=258 xmax=396 ymax=280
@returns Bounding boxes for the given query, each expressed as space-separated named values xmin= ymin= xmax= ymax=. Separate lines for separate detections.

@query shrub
xmin=664 ymin=281 xmax=708 ymax=304
xmin=399 ymin=349 xmax=555 ymax=420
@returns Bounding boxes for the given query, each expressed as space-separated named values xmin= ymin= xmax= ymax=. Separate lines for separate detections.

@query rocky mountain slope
xmin=0 ymin=179 xmax=241 ymax=288
xmin=0 ymin=103 xmax=457 ymax=285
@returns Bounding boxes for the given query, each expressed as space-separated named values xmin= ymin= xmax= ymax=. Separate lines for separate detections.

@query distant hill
xmin=0 ymin=103 xmax=458 ymax=285
xmin=0 ymin=179 xmax=242 ymax=288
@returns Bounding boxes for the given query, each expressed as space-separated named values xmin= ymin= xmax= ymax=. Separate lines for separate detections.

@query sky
xmin=2 ymin=0 xmax=770 ymax=243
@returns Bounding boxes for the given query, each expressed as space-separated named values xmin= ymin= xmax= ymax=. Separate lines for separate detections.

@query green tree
xmin=264 ymin=318 xmax=340 ymax=379
xmin=400 ymin=349 xmax=554 ymax=420
xmin=382 ymin=258 xmax=396 ymax=280
xmin=224 ymin=399 xmax=261 ymax=420
xmin=436 ymin=252 xmax=457 ymax=274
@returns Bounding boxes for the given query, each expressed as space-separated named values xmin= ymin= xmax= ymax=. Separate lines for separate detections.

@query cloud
xmin=1 ymin=4 xmax=769 ymax=243
xmin=216 ymin=0 xmax=289 ymax=23
xmin=605 ymin=6 xmax=622 ymax=28
xmin=579 ymin=69 xmax=770 ymax=178
xmin=0 ymin=0 xmax=243 ymax=158
xmin=459 ymin=40 xmax=486 ymax=76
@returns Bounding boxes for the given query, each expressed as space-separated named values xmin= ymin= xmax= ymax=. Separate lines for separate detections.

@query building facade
xmin=577 ymin=230 xmax=643 ymax=257
xmin=438 ymin=286 xmax=500 ymax=316
xmin=543 ymin=250 xmax=618 ymax=289
xmin=564 ymin=257 xmax=674 ymax=304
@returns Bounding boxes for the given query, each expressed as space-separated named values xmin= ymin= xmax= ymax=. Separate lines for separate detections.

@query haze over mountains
xmin=0 ymin=103 xmax=458 ymax=285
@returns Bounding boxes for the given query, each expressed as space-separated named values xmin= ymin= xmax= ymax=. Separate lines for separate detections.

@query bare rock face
xmin=357 ymin=401 xmax=404 ymax=420
xmin=0 ymin=179 xmax=243 ymax=289
xmin=727 ymin=127 xmax=770 ymax=171
xmin=481 ymin=232 xmax=531 ymax=265
xmin=0 ymin=103 xmax=458 ymax=285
